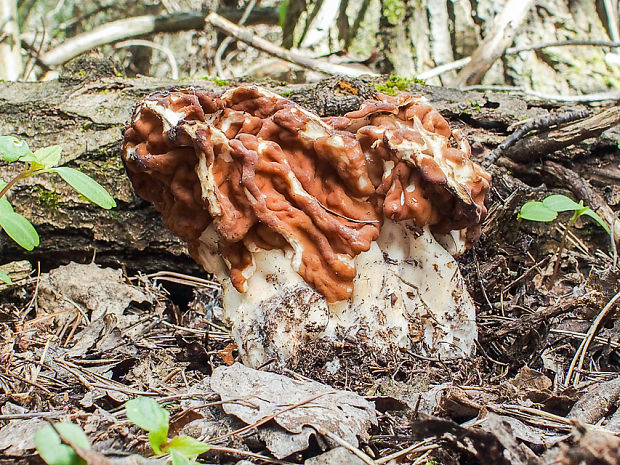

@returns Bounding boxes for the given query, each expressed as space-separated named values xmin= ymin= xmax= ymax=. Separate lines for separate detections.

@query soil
xmin=0 ymin=75 xmax=619 ymax=465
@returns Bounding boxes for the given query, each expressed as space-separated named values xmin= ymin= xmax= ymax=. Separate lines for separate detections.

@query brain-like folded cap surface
xmin=122 ymin=86 xmax=491 ymax=302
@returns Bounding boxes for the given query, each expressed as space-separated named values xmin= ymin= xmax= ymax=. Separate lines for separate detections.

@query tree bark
xmin=284 ymin=0 xmax=620 ymax=94
xmin=0 ymin=74 xmax=617 ymax=274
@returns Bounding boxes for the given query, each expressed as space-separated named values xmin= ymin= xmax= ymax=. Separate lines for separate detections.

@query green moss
xmin=280 ymin=90 xmax=291 ymax=97
xmin=199 ymin=76 xmax=229 ymax=86
xmin=382 ymin=0 xmax=406 ymax=26
xmin=34 ymin=187 xmax=61 ymax=211
xmin=467 ymin=99 xmax=482 ymax=111
xmin=81 ymin=122 xmax=92 ymax=131
xmin=373 ymin=75 xmax=424 ymax=95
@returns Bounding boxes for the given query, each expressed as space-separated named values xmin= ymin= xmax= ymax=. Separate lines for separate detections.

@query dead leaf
xmin=554 ymin=427 xmax=620 ymax=465
xmin=0 ymin=418 xmax=46 ymax=455
xmin=305 ymin=446 xmax=367 ymax=465
xmin=211 ymin=363 xmax=377 ymax=459
xmin=510 ymin=366 xmax=553 ymax=392
xmin=568 ymin=376 xmax=620 ymax=425
xmin=218 ymin=343 xmax=237 ymax=366
xmin=37 ymin=262 xmax=151 ymax=323
xmin=410 ymin=413 xmax=541 ymax=465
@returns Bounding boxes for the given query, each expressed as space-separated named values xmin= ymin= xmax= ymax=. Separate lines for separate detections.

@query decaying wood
xmin=503 ymin=106 xmax=620 ymax=163
xmin=450 ymin=0 xmax=535 ymax=88
xmin=486 ymin=110 xmax=591 ymax=166
xmin=0 ymin=74 xmax=617 ymax=274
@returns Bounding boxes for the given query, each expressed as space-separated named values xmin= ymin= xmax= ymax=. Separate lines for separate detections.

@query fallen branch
xmin=486 ymin=110 xmax=590 ymax=166
xmin=205 ymin=12 xmax=377 ymax=78
xmin=35 ymin=8 xmax=279 ymax=68
xmin=419 ymin=40 xmax=620 ymax=81
xmin=38 ymin=12 xmax=206 ymax=67
xmin=502 ymin=106 xmax=620 ymax=163
xmin=450 ymin=0 xmax=535 ymax=88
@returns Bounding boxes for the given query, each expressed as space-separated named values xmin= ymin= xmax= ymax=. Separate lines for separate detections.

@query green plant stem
xmin=0 ymin=167 xmax=37 ymax=200
xmin=549 ymin=213 xmax=578 ymax=288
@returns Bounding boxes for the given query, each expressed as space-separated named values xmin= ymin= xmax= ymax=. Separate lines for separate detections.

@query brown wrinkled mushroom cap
xmin=122 ymin=86 xmax=491 ymax=302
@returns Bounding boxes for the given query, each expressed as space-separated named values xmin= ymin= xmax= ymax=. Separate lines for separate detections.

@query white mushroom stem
xmin=193 ymin=220 xmax=477 ymax=368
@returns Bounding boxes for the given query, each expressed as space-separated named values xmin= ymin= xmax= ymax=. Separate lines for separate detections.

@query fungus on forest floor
xmin=122 ymin=86 xmax=491 ymax=368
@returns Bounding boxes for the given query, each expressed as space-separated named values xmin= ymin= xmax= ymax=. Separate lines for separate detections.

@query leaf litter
xmin=0 ymin=164 xmax=620 ymax=464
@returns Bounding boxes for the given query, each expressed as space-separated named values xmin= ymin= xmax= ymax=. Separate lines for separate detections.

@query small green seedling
xmin=0 ymin=136 xmax=116 ymax=284
xmin=518 ymin=194 xmax=610 ymax=235
xmin=519 ymin=194 xmax=611 ymax=286
xmin=35 ymin=422 xmax=91 ymax=465
xmin=126 ymin=397 xmax=210 ymax=464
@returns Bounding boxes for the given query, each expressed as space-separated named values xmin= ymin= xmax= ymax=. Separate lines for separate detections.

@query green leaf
xmin=126 ymin=397 xmax=169 ymax=452
xmin=166 ymin=435 xmax=210 ymax=457
xmin=35 ymin=425 xmax=87 ymax=465
xmin=0 ymin=211 xmax=39 ymax=250
xmin=149 ymin=430 xmax=168 ymax=455
xmin=0 ymin=269 xmax=12 ymax=284
xmin=46 ymin=167 xmax=116 ymax=209
xmin=31 ymin=145 xmax=63 ymax=168
xmin=55 ymin=423 xmax=91 ymax=449
xmin=170 ymin=449 xmax=193 ymax=465
xmin=0 ymin=181 xmax=14 ymax=213
xmin=518 ymin=201 xmax=558 ymax=222
xmin=542 ymin=194 xmax=582 ymax=212
xmin=0 ymin=198 xmax=13 ymax=213
xmin=0 ymin=136 xmax=32 ymax=162
xmin=581 ymin=208 xmax=611 ymax=235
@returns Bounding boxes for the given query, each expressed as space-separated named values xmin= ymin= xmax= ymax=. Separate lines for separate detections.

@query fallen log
xmin=0 ymin=73 xmax=617 ymax=275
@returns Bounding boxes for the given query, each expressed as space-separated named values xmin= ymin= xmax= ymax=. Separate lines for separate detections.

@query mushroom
xmin=122 ymin=86 xmax=491 ymax=368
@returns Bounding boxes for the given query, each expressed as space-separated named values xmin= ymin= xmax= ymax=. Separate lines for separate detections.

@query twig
xmin=602 ymin=0 xmax=620 ymax=42
xmin=0 ymin=411 xmax=65 ymax=420
xmin=418 ymin=40 xmax=620 ymax=81
xmin=204 ymin=390 xmax=337 ymax=442
xmin=521 ymin=88 xmax=620 ymax=102
xmin=376 ymin=438 xmax=437 ymax=464
xmin=30 ymin=339 xmax=50 ymax=387
xmin=486 ymin=110 xmax=590 ymax=166
xmin=205 ymin=12 xmax=377 ymax=78
xmin=502 ymin=107 xmax=620 ymax=163
xmin=450 ymin=0 xmax=535 ymax=87
xmin=501 ymin=256 xmax=550 ymax=295
xmin=208 ymin=446 xmax=295 ymax=464
xmin=19 ymin=261 xmax=41 ymax=319
xmin=214 ymin=0 xmax=257 ymax=78
xmin=34 ymin=8 xmax=280 ymax=68
xmin=318 ymin=428 xmax=377 ymax=465
xmin=316 ymin=199 xmax=380 ymax=224
xmin=566 ymin=291 xmax=620 ymax=387
xmin=611 ymin=214 xmax=618 ymax=270
xmin=509 ymin=39 xmax=620 ymax=54
xmin=115 ymin=39 xmax=179 ymax=79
